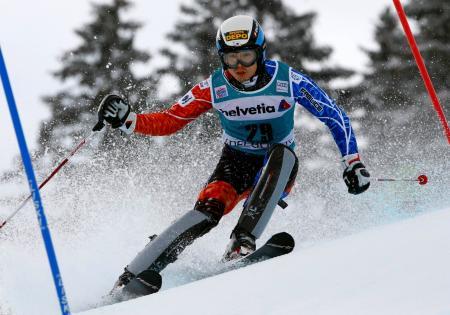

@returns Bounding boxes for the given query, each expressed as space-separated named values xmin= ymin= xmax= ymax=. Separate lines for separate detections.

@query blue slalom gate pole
xmin=0 ymin=47 xmax=71 ymax=315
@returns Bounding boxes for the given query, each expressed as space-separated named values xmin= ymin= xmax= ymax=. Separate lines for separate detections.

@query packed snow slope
xmin=77 ymin=207 xmax=450 ymax=315
xmin=0 ymin=121 xmax=448 ymax=315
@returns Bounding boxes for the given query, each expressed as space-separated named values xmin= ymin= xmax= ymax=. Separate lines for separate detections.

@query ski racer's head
xmin=216 ymin=15 xmax=266 ymax=83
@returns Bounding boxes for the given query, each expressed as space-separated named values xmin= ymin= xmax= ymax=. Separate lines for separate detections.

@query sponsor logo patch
xmin=219 ymin=103 xmax=275 ymax=117
xmin=224 ymin=138 xmax=295 ymax=150
xmin=178 ymin=91 xmax=194 ymax=107
xmin=300 ymin=87 xmax=323 ymax=113
xmin=278 ymin=99 xmax=291 ymax=112
xmin=290 ymin=71 xmax=302 ymax=83
xmin=276 ymin=80 xmax=289 ymax=93
xmin=199 ymin=79 xmax=209 ymax=90
xmin=214 ymin=85 xmax=228 ymax=99
xmin=224 ymin=30 xmax=249 ymax=41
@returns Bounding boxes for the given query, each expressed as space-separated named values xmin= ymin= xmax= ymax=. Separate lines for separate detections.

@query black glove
xmin=342 ymin=154 xmax=370 ymax=195
xmin=97 ymin=94 xmax=131 ymax=129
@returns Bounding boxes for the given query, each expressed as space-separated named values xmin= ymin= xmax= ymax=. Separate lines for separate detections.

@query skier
xmin=97 ymin=15 xmax=370 ymax=296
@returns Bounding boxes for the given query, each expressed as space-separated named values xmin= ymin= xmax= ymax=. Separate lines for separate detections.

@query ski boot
xmin=222 ymin=227 xmax=256 ymax=262
xmin=111 ymin=268 xmax=162 ymax=297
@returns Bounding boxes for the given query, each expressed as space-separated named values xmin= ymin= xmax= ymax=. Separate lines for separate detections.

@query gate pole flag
xmin=393 ymin=0 xmax=450 ymax=145
xmin=0 ymin=47 xmax=71 ymax=315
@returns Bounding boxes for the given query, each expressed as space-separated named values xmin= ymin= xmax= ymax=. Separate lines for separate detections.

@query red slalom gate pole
xmin=0 ymin=131 xmax=96 ymax=230
xmin=393 ymin=0 xmax=450 ymax=145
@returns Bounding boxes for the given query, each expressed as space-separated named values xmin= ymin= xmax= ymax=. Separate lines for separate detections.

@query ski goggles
xmin=222 ymin=49 xmax=258 ymax=69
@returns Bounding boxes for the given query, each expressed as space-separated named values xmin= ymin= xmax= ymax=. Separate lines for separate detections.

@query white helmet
xmin=216 ymin=15 xmax=266 ymax=69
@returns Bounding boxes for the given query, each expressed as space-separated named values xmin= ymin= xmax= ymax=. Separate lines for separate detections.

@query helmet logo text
xmin=224 ymin=30 xmax=249 ymax=41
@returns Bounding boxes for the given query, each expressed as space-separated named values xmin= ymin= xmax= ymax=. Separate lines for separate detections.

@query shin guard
xmin=236 ymin=144 xmax=297 ymax=238
xmin=126 ymin=209 xmax=219 ymax=276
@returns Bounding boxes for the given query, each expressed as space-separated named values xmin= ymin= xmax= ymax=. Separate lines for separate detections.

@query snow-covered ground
xmin=0 ymin=136 xmax=448 ymax=315
xmin=76 ymin=207 xmax=450 ymax=315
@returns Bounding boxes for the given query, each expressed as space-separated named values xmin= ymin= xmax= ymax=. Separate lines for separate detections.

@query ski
xmin=109 ymin=232 xmax=294 ymax=302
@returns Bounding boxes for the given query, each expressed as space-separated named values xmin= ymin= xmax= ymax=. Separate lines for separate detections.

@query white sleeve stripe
xmin=317 ymin=99 xmax=342 ymax=116
xmin=289 ymin=67 xmax=294 ymax=99
xmin=321 ymin=116 xmax=351 ymax=155
xmin=301 ymin=77 xmax=313 ymax=86
xmin=320 ymin=117 xmax=345 ymax=132
xmin=346 ymin=126 xmax=352 ymax=155
xmin=166 ymin=112 xmax=196 ymax=121
xmin=297 ymin=74 xmax=351 ymax=155
xmin=315 ymin=98 xmax=349 ymax=154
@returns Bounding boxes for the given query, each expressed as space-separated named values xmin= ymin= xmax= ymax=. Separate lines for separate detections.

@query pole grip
xmin=92 ymin=119 xmax=105 ymax=131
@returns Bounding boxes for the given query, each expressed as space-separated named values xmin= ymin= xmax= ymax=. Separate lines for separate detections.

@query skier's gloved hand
xmin=97 ymin=94 xmax=137 ymax=134
xmin=342 ymin=153 xmax=370 ymax=195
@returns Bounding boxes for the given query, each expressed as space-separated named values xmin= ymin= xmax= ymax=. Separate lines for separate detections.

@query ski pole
xmin=375 ymin=174 xmax=428 ymax=186
xmin=0 ymin=129 xmax=100 ymax=230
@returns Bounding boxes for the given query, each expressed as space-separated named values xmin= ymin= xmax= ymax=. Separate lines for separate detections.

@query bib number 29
xmin=245 ymin=123 xmax=273 ymax=142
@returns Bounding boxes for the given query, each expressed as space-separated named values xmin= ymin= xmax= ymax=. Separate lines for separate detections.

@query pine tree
xmin=406 ymin=0 xmax=450 ymax=99
xmin=39 ymin=0 xmax=157 ymax=161
xmin=360 ymin=7 xmax=419 ymax=111
xmin=158 ymin=0 xmax=353 ymax=140
xmin=356 ymin=3 xmax=449 ymax=162
xmin=361 ymin=1 xmax=450 ymax=111
xmin=403 ymin=0 xmax=450 ymax=141
xmin=248 ymin=2 xmax=352 ymax=86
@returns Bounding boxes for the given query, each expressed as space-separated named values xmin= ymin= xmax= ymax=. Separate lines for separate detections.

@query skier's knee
xmin=195 ymin=180 xmax=239 ymax=219
xmin=267 ymin=144 xmax=297 ymax=165
xmin=194 ymin=199 xmax=223 ymax=225
xmin=267 ymin=144 xmax=298 ymax=195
